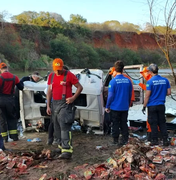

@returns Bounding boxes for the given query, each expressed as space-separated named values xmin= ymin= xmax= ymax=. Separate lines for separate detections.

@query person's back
xmin=105 ymin=60 xmax=132 ymax=145
xmin=143 ymin=63 xmax=171 ymax=146
xmin=109 ymin=74 xmax=132 ymax=111
xmin=147 ymin=75 xmax=170 ymax=106
xmin=0 ymin=62 xmax=23 ymax=143
xmin=0 ymin=71 xmax=16 ymax=95
xmin=109 ymin=67 xmax=135 ymax=106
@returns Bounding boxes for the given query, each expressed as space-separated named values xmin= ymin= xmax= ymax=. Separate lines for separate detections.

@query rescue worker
xmin=14 ymin=71 xmax=41 ymax=120
xmin=20 ymin=71 xmax=40 ymax=83
xmin=105 ymin=60 xmax=132 ymax=145
xmin=109 ymin=66 xmax=135 ymax=106
xmin=142 ymin=64 xmax=171 ymax=146
xmin=47 ymin=65 xmax=69 ymax=145
xmin=46 ymin=58 xmax=83 ymax=159
xmin=139 ymin=67 xmax=160 ymax=141
xmin=0 ymin=63 xmax=24 ymax=142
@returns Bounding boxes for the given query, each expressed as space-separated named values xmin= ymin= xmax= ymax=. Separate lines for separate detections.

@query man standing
xmin=0 ymin=63 xmax=24 ymax=142
xmin=47 ymin=65 xmax=70 ymax=145
xmin=46 ymin=58 xmax=83 ymax=159
xmin=142 ymin=64 xmax=171 ymax=146
xmin=105 ymin=60 xmax=132 ymax=145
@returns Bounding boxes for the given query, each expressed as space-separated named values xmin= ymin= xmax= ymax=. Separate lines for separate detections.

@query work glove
xmin=142 ymin=106 xmax=146 ymax=115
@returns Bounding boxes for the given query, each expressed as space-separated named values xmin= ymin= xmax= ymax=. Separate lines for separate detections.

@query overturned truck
xmin=19 ymin=65 xmax=145 ymax=133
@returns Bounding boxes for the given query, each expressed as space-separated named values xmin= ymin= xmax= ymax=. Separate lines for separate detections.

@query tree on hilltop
xmin=11 ymin=11 xmax=65 ymax=27
xmin=147 ymin=0 xmax=176 ymax=84
xmin=69 ymin=14 xmax=87 ymax=24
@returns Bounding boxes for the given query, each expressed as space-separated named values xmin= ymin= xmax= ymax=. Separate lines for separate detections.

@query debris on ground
xmin=27 ymin=138 xmax=42 ymax=142
xmin=2 ymin=131 xmax=176 ymax=179
xmin=71 ymin=121 xmax=81 ymax=131
xmin=0 ymin=148 xmax=52 ymax=179
xmin=67 ymin=138 xmax=176 ymax=179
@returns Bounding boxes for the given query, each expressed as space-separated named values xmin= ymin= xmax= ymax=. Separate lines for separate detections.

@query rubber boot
xmin=59 ymin=152 xmax=72 ymax=159
xmin=163 ymin=137 xmax=170 ymax=146
xmin=13 ymin=137 xmax=19 ymax=141
xmin=111 ymin=137 xmax=118 ymax=145
xmin=119 ymin=138 xmax=128 ymax=145
xmin=2 ymin=146 xmax=5 ymax=151
xmin=150 ymin=138 xmax=159 ymax=146
xmin=10 ymin=134 xmax=19 ymax=141
xmin=52 ymin=138 xmax=60 ymax=145
xmin=147 ymin=132 xmax=152 ymax=142
xmin=47 ymin=138 xmax=54 ymax=145
xmin=3 ymin=136 xmax=8 ymax=143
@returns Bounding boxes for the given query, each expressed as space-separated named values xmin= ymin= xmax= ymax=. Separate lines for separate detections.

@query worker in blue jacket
xmin=105 ymin=60 xmax=132 ymax=145
xmin=142 ymin=64 xmax=171 ymax=146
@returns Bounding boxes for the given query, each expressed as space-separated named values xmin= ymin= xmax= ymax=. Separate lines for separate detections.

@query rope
xmin=124 ymin=69 xmax=143 ymax=80
xmin=80 ymin=68 xmax=101 ymax=79
xmin=170 ymin=94 xmax=176 ymax=101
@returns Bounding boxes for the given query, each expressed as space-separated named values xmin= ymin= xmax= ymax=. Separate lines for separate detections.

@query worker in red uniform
xmin=0 ymin=63 xmax=24 ymax=142
xmin=46 ymin=58 xmax=83 ymax=159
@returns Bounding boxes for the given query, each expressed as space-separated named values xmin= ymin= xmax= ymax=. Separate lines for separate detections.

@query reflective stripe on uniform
xmin=62 ymin=148 xmax=73 ymax=153
xmin=58 ymin=145 xmax=62 ymax=150
xmin=68 ymin=131 xmax=73 ymax=148
xmin=1 ymin=132 xmax=8 ymax=137
xmin=9 ymin=130 xmax=18 ymax=134
xmin=62 ymin=131 xmax=73 ymax=153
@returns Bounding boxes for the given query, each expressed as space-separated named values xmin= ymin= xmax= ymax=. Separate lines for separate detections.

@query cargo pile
xmin=68 ymin=138 xmax=176 ymax=180
xmin=1 ymin=137 xmax=176 ymax=179
xmin=0 ymin=149 xmax=51 ymax=178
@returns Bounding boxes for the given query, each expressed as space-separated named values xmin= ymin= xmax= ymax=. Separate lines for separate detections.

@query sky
xmin=0 ymin=0 xmax=165 ymax=27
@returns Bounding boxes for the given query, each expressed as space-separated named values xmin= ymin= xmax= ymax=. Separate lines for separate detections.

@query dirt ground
xmin=2 ymin=130 xmax=119 ymax=180
xmin=2 ymin=128 xmax=176 ymax=180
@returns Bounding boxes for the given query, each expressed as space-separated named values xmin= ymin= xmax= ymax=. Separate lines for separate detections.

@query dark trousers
xmin=47 ymin=102 xmax=54 ymax=142
xmin=110 ymin=110 xmax=129 ymax=141
xmin=0 ymin=96 xmax=18 ymax=140
xmin=52 ymin=99 xmax=74 ymax=153
xmin=14 ymin=88 xmax=20 ymax=120
xmin=148 ymin=105 xmax=168 ymax=140
xmin=0 ymin=127 xmax=5 ymax=150
xmin=48 ymin=103 xmax=63 ymax=143
xmin=48 ymin=116 xmax=60 ymax=142
xmin=48 ymin=121 xmax=54 ymax=141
